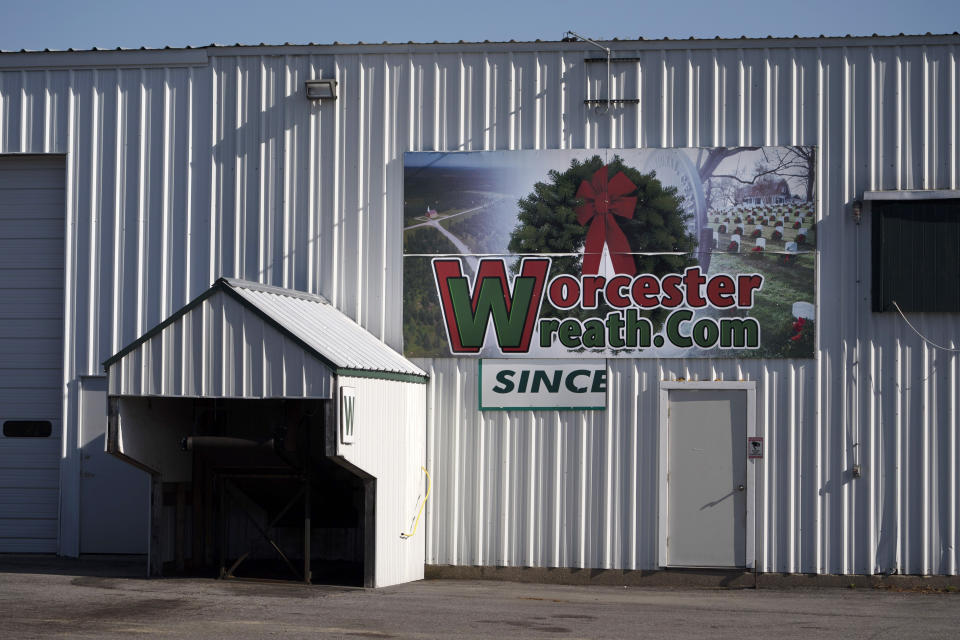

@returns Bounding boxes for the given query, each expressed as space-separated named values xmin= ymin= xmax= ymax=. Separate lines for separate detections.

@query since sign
xmin=479 ymin=359 xmax=607 ymax=411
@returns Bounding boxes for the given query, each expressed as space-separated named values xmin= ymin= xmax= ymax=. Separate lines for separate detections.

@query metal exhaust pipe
xmin=180 ymin=436 xmax=276 ymax=451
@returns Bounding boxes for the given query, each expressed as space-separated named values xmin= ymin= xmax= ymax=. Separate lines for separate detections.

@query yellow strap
xmin=400 ymin=466 xmax=431 ymax=539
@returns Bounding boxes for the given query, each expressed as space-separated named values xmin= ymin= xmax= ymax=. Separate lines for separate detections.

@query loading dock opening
xmin=119 ymin=397 xmax=373 ymax=586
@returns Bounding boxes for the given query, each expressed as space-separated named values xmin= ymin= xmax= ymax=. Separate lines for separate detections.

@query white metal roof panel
xmin=104 ymin=279 xmax=427 ymax=393
xmin=222 ymin=278 xmax=427 ymax=381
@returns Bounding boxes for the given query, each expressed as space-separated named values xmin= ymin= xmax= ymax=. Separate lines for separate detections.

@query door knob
xmin=737 ymin=484 xmax=745 ymax=491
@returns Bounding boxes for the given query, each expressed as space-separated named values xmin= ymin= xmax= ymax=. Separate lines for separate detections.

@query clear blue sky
xmin=1 ymin=0 xmax=957 ymax=51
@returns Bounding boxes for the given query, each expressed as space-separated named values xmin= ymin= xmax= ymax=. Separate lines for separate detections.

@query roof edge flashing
xmin=0 ymin=48 xmax=209 ymax=69
xmin=3 ymin=32 xmax=960 ymax=63
xmin=864 ymin=189 xmax=960 ymax=201
xmin=336 ymin=368 xmax=429 ymax=384
xmin=102 ymin=283 xmax=224 ymax=368
xmin=218 ymin=276 xmax=333 ymax=305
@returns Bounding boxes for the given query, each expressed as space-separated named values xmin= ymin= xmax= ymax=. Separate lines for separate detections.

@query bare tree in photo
xmin=705 ymin=177 xmax=740 ymax=213
xmin=704 ymin=146 xmax=816 ymax=202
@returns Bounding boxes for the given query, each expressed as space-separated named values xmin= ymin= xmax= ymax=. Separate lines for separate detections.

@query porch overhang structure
xmin=102 ymin=278 xmax=428 ymax=588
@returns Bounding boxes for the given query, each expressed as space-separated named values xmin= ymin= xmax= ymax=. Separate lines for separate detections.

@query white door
xmin=79 ymin=377 xmax=149 ymax=554
xmin=0 ymin=156 xmax=64 ymax=552
xmin=665 ymin=389 xmax=747 ymax=568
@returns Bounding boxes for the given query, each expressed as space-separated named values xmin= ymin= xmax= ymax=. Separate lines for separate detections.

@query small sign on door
xmin=747 ymin=436 xmax=763 ymax=459
xmin=340 ymin=386 xmax=356 ymax=445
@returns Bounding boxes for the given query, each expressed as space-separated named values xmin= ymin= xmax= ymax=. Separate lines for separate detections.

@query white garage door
xmin=0 ymin=156 xmax=64 ymax=553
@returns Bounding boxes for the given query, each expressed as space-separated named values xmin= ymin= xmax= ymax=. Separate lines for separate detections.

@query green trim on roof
xmin=102 ymin=282 xmax=225 ymax=368
xmin=336 ymin=368 xmax=429 ymax=384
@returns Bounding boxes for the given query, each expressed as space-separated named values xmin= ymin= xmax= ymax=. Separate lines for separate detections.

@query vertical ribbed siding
xmin=336 ymin=375 xmax=427 ymax=587
xmin=0 ymin=38 xmax=958 ymax=571
xmin=106 ymin=289 xmax=334 ymax=399
xmin=416 ymin=358 xmax=824 ymax=572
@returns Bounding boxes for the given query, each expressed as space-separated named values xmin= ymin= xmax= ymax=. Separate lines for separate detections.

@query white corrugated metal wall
xmin=336 ymin=375 xmax=427 ymax=587
xmin=0 ymin=36 xmax=957 ymax=572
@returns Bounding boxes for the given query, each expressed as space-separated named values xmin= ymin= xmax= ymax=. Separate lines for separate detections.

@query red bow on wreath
xmin=790 ymin=317 xmax=806 ymax=341
xmin=575 ymin=166 xmax=638 ymax=275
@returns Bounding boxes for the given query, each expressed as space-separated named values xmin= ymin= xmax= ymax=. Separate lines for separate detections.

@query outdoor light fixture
xmin=304 ymin=79 xmax=337 ymax=101
xmin=852 ymin=199 xmax=863 ymax=224
xmin=566 ymin=29 xmax=611 ymax=113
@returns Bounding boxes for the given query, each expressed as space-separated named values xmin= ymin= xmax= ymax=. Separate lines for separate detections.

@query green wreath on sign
xmin=508 ymin=154 xmax=698 ymax=333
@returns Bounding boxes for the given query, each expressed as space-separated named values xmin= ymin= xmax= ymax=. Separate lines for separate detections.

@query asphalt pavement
xmin=0 ymin=556 xmax=958 ymax=639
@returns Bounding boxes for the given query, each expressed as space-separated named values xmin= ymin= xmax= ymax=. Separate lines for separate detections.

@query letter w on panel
xmin=432 ymin=257 xmax=550 ymax=353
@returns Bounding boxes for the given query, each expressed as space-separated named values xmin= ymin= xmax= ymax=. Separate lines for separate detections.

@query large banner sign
xmin=403 ymin=147 xmax=816 ymax=359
